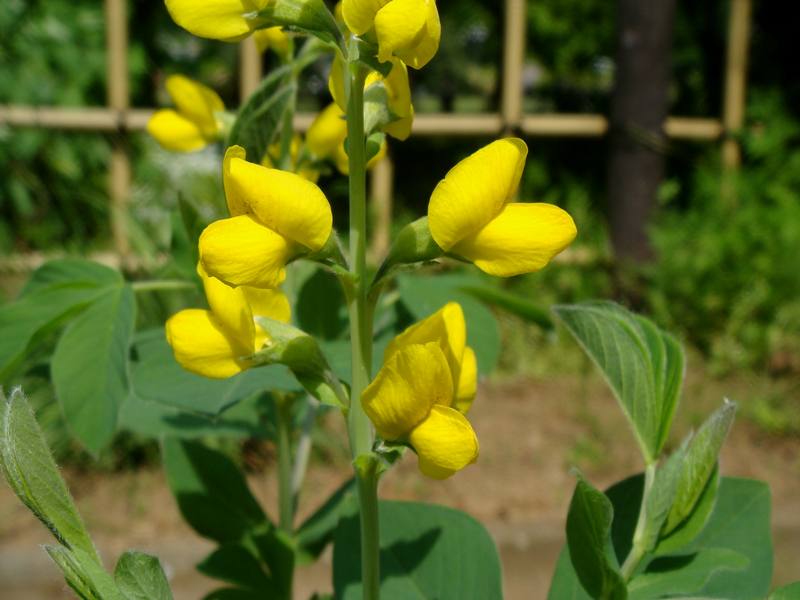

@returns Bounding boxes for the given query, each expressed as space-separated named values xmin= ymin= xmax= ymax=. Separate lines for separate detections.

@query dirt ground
xmin=1 ymin=371 xmax=799 ymax=599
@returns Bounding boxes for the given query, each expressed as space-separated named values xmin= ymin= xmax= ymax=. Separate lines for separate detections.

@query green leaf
xmin=197 ymin=544 xmax=276 ymax=594
xmin=114 ymin=551 xmax=173 ymax=600
xmin=565 ymin=476 xmax=627 ymax=600
xmin=295 ymin=269 xmax=347 ymax=341
xmin=638 ymin=447 xmax=685 ymax=555
xmin=397 ymin=273 xmax=502 ymax=375
xmin=52 ymin=284 xmax=136 ymax=454
xmin=628 ymin=548 xmax=749 ymax=599
xmin=0 ymin=259 xmax=123 ymax=381
xmin=334 ymin=501 xmax=502 ymax=600
xmin=71 ymin=546 xmax=126 ymax=600
xmin=664 ymin=401 xmax=736 ymax=534
xmin=257 ymin=0 xmax=341 ymax=46
xmin=0 ymin=388 xmax=99 ymax=562
xmin=459 ymin=284 xmax=554 ymax=331
xmin=132 ymin=334 xmax=298 ymax=415
xmin=205 ymin=589 xmax=263 ymax=600
xmin=770 ymin=583 xmax=800 ymax=599
xmin=295 ymin=478 xmax=357 ymax=564
xmin=553 ymin=301 xmax=685 ymax=462
xmin=45 ymin=545 xmax=102 ymax=600
xmin=228 ymin=65 xmax=295 ymax=162
xmin=654 ymin=467 xmax=718 ymax=555
xmin=161 ymin=438 xmax=270 ymax=544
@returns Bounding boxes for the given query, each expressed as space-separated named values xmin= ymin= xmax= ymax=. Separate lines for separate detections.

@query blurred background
xmin=1 ymin=0 xmax=798 ymax=598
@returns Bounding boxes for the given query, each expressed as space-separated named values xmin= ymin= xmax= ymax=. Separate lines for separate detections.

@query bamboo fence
xmin=0 ymin=0 xmax=752 ymax=267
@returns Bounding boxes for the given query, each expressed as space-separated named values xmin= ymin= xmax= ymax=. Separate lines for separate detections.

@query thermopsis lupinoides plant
xmin=1 ymin=1 xmax=798 ymax=599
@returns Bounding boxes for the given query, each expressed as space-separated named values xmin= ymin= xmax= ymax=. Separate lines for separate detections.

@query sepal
xmin=257 ymin=0 xmax=342 ymax=47
xmin=252 ymin=318 xmax=349 ymax=409
xmin=373 ymin=217 xmax=444 ymax=288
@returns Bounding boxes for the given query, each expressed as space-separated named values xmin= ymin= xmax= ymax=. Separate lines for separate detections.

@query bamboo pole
xmin=240 ymin=38 xmax=262 ymax=99
xmin=501 ymin=0 xmax=526 ymax=132
xmin=369 ymin=155 xmax=394 ymax=261
xmin=104 ymin=0 xmax=130 ymax=259
xmin=722 ymin=0 xmax=752 ymax=170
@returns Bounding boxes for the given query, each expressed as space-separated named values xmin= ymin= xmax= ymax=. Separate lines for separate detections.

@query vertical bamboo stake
xmin=369 ymin=155 xmax=394 ymax=261
xmin=240 ymin=38 xmax=262 ymax=100
xmin=501 ymin=0 xmax=526 ymax=133
xmin=105 ymin=0 xmax=130 ymax=259
xmin=722 ymin=0 xmax=752 ymax=171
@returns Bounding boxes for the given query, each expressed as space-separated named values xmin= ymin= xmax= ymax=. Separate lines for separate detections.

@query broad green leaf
xmin=132 ymin=334 xmax=298 ymax=415
xmin=565 ymin=477 xmax=627 ymax=600
xmin=553 ymin=301 xmax=685 ymax=462
xmin=197 ymin=544 xmax=276 ymax=594
xmin=549 ymin=476 xmax=773 ymax=600
xmin=118 ymin=391 xmax=271 ymax=440
xmin=334 ymin=501 xmax=503 ymax=600
xmin=205 ymin=589 xmax=263 ymax=600
xmin=114 ymin=551 xmax=173 ymax=600
xmin=664 ymin=401 xmax=736 ymax=533
xmin=638 ymin=446 xmax=686 ymax=555
xmin=770 ymin=583 xmax=800 ymax=599
xmin=162 ymin=438 xmax=270 ymax=544
xmin=228 ymin=65 xmax=294 ymax=162
xmin=71 ymin=546 xmax=125 ymax=600
xmin=295 ymin=478 xmax=357 ymax=564
xmin=52 ymin=285 xmax=136 ymax=454
xmin=0 ymin=259 xmax=125 ymax=381
xmin=628 ymin=548 xmax=749 ymax=599
xmin=295 ymin=269 xmax=347 ymax=341
xmin=0 ymin=388 xmax=99 ymax=562
xmin=397 ymin=273 xmax=502 ymax=375
xmin=459 ymin=284 xmax=554 ymax=331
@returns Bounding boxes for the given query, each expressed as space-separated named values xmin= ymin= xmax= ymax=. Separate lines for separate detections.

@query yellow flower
xmin=362 ymin=303 xmax=479 ymax=479
xmin=427 ymin=138 xmax=578 ymax=277
xmin=329 ymin=55 xmax=414 ymax=141
xmin=253 ymin=26 xmax=290 ymax=57
xmin=147 ymin=75 xmax=225 ymax=152
xmin=342 ymin=0 xmax=440 ymax=69
xmin=199 ymin=146 xmax=333 ymax=288
xmin=261 ymin=135 xmax=320 ymax=182
xmin=305 ymin=103 xmax=386 ymax=175
xmin=165 ymin=0 xmax=271 ymax=42
xmin=166 ymin=264 xmax=290 ymax=379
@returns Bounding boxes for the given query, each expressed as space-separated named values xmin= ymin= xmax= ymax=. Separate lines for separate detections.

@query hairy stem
xmin=621 ymin=462 xmax=657 ymax=580
xmin=275 ymin=393 xmax=295 ymax=534
xmin=345 ymin=44 xmax=380 ymax=600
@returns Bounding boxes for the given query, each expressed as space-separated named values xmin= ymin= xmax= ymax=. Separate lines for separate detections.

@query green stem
xmin=131 ymin=280 xmax=195 ymax=293
xmin=275 ymin=393 xmax=294 ymax=534
xmin=621 ymin=462 xmax=657 ymax=580
xmin=279 ymin=43 xmax=298 ymax=171
xmin=345 ymin=44 xmax=380 ymax=600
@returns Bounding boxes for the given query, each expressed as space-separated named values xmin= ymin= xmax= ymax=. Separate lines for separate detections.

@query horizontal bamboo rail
xmin=0 ymin=106 xmax=724 ymax=140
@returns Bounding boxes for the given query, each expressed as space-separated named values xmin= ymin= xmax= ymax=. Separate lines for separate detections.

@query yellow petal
xmin=166 ymin=309 xmax=247 ymax=379
xmin=342 ymin=0 xmax=389 ymax=35
xmin=198 ymin=263 xmax=256 ymax=354
xmin=384 ymin=302 xmax=466 ymax=391
xmin=391 ymin=0 xmax=440 ymax=69
xmin=224 ymin=147 xmax=333 ymax=251
xmin=242 ymin=287 xmax=291 ymax=323
xmin=453 ymin=346 xmax=477 ymax=414
xmin=253 ymin=26 xmax=290 ymax=56
xmin=361 ymin=343 xmax=453 ymax=440
xmin=409 ymin=405 xmax=479 ymax=479
xmin=428 ymin=138 xmax=528 ymax=252
xmin=165 ymin=0 xmax=269 ymax=42
xmin=453 ymin=203 xmax=577 ymax=277
xmin=146 ymin=109 xmax=208 ymax=152
xmin=223 ymin=145 xmax=249 ymax=216
xmin=374 ymin=0 xmax=428 ymax=65
xmin=328 ymin=54 xmax=347 ymax=111
xmin=306 ymin=104 xmax=347 ymax=160
xmin=199 ymin=215 xmax=292 ymax=288
xmin=166 ymin=75 xmax=224 ymax=139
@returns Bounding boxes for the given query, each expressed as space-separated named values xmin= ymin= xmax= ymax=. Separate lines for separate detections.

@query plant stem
xmin=291 ymin=396 xmax=319 ymax=507
xmin=345 ymin=44 xmax=380 ymax=600
xmin=275 ymin=393 xmax=294 ymax=534
xmin=279 ymin=39 xmax=298 ymax=171
xmin=131 ymin=280 xmax=195 ymax=293
xmin=621 ymin=462 xmax=657 ymax=580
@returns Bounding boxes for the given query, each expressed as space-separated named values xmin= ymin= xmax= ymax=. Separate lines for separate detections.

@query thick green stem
xmin=275 ymin=394 xmax=294 ymax=534
xmin=345 ymin=46 xmax=380 ymax=600
xmin=621 ymin=462 xmax=657 ymax=580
